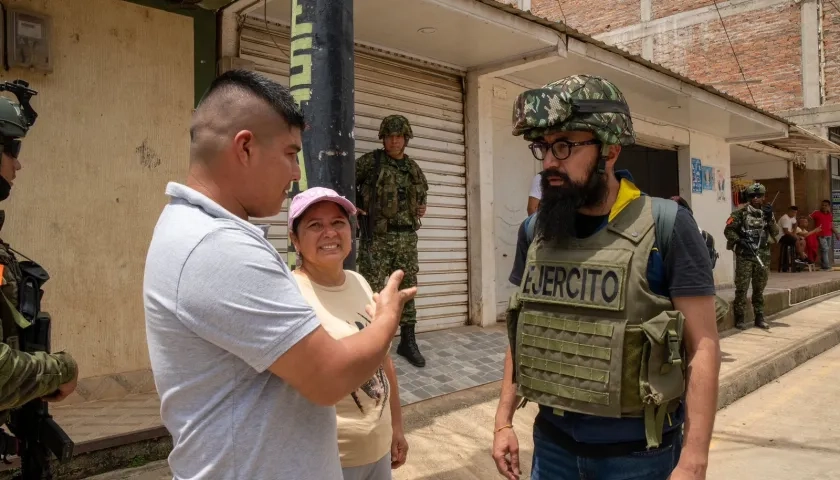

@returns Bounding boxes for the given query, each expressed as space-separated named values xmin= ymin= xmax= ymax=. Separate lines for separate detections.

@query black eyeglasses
xmin=528 ymin=138 xmax=600 ymax=161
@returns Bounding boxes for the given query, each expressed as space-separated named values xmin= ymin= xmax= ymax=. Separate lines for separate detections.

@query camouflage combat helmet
xmin=511 ymin=74 xmax=635 ymax=154
xmin=378 ymin=115 xmax=413 ymax=140
xmin=745 ymin=182 xmax=766 ymax=196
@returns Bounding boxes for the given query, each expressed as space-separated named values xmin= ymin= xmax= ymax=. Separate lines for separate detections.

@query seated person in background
xmin=777 ymin=206 xmax=799 ymax=272
xmin=289 ymin=187 xmax=409 ymax=480
xmin=796 ymin=216 xmax=821 ymax=265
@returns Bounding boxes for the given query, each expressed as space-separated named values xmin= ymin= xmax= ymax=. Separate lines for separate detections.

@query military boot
xmin=397 ymin=325 xmax=426 ymax=368
xmin=754 ymin=313 xmax=770 ymax=330
xmin=735 ymin=313 xmax=749 ymax=330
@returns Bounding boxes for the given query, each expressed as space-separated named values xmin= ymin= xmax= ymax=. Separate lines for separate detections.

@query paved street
xmin=85 ymin=302 xmax=840 ymax=480
xmin=708 ymin=343 xmax=840 ymax=480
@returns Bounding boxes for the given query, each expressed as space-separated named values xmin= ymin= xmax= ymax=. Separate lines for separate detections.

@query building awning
xmin=760 ymin=126 xmax=840 ymax=156
xmin=235 ymin=0 xmax=792 ymax=144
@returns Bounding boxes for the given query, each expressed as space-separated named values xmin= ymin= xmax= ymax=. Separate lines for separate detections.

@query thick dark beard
xmin=535 ymin=162 xmax=608 ymax=243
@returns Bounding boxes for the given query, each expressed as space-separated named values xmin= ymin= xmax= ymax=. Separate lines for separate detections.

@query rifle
xmin=738 ymin=191 xmax=780 ymax=268
xmin=359 ymin=152 xmax=382 ymax=243
xmin=4 ymin=255 xmax=74 ymax=480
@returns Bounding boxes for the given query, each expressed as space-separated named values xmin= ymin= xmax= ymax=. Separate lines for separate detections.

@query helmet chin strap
xmin=597 ymin=144 xmax=611 ymax=174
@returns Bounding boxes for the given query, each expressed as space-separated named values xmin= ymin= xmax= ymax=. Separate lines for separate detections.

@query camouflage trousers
xmin=732 ymin=256 xmax=769 ymax=318
xmin=357 ymin=231 xmax=419 ymax=326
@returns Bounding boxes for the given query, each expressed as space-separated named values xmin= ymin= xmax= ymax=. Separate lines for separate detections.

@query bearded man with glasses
xmin=492 ymin=75 xmax=721 ymax=480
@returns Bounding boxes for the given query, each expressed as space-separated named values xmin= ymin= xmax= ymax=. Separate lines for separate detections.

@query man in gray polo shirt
xmin=143 ymin=70 xmax=415 ymax=480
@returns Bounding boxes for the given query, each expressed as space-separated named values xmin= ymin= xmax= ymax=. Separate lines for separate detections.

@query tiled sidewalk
xmin=392 ymin=326 xmax=507 ymax=404
xmin=51 ymin=325 xmax=510 ymax=445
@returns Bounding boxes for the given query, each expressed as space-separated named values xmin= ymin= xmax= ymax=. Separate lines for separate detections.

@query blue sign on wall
xmin=691 ymin=157 xmax=703 ymax=194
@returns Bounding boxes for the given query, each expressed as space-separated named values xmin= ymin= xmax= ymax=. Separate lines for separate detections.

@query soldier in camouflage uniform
xmin=0 ymin=81 xmax=79 ymax=433
xmin=356 ymin=115 xmax=429 ymax=367
xmin=724 ymin=182 xmax=779 ymax=330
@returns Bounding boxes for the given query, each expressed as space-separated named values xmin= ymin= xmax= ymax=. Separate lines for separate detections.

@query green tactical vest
xmin=741 ymin=208 xmax=769 ymax=252
xmin=364 ymin=150 xmax=425 ymax=232
xmin=0 ymin=240 xmax=32 ymax=424
xmin=507 ymin=196 xmax=686 ymax=449
xmin=0 ymin=241 xmax=28 ymax=350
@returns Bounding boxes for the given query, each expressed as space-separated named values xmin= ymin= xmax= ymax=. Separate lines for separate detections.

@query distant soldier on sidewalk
xmin=724 ymin=182 xmax=779 ymax=330
xmin=356 ymin=115 xmax=429 ymax=367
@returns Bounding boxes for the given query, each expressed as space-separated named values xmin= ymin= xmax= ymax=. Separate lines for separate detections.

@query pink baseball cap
xmin=288 ymin=187 xmax=358 ymax=228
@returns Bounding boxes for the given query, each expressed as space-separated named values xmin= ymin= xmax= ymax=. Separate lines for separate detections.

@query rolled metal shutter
xmin=239 ymin=20 xmax=468 ymax=332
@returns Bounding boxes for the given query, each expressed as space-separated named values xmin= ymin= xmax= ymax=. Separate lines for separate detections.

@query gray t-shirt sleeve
xmin=663 ymin=207 xmax=716 ymax=298
xmin=176 ymin=227 xmax=320 ymax=373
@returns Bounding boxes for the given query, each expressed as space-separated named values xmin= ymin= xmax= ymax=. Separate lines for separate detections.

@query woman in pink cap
xmin=288 ymin=187 xmax=408 ymax=480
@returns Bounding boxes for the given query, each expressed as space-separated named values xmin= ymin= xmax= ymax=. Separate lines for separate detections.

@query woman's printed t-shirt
xmin=292 ymin=269 xmax=393 ymax=468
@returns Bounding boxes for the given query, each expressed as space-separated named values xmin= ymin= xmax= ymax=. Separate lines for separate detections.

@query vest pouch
xmin=639 ymin=310 xmax=686 ymax=449
xmin=514 ymin=310 xmax=627 ymax=420
xmin=374 ymin=217 xmax=389 ymax=235
xmin=377 ymin=170 xmax=399 ymax=219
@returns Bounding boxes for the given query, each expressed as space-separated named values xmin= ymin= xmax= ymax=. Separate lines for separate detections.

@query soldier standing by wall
xmin=356 ymin=115 xmax=429 ymax=368
xmin=0 ymin=81 xmax=79 ymax=460
xmin=724 ymin=183 xmax=779 ymax=330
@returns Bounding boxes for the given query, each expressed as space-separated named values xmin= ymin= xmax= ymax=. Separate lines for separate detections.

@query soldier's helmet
xmin=745 ymin=183 xmax=766 ymax=196
xmin=0 ymin=98 xmax=28 ymax=141
xmin=378 ymin=115 xmax=413 ymax=140
xmin=0 ymin=80 xmax=38 ymax=159
xmin=511 ymin=74 xmax=635 ymax=156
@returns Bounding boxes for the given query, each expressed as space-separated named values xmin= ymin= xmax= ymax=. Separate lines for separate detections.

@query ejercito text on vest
xmin=506 ymin=196 xmax=686 ymax=449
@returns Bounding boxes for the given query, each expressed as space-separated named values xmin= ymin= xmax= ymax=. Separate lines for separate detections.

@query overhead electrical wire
xmin=555 ymin=0 xmax=568 ymax=27
xmin=712 ymin=0 xmax=758 ymax=106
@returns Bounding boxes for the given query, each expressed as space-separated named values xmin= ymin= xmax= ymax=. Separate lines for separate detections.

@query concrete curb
xmin=717 ymin=307 xmax=840 ymax=410
xmin=717 ymin=277 xmax=840 ymax=331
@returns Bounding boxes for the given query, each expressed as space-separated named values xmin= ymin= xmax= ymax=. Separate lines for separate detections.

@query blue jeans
xmin=531 ymin=423 xmax=683 ymax=480
xmin=818 ymin=236 xmax=832 ymax=270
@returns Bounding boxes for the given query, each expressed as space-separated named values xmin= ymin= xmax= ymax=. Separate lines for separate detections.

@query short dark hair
xmin=198 ymin=69 xmax=305 ymax=130
xmin=823 ymin=199 xmax=831 ymax=204
xmin=789 ymin=206 xmax=798 ymax=211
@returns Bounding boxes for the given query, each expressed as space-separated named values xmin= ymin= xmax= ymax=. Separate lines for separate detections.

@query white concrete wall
xmin=732 ymin=160 xmax=788 ymax=180
xmin=677 ymin=132 xmax=735 ymax=286
xmin=490 ymin=79 xmax=536 ymax=318
xmin=730 ymin=145 xmax=789 ymax=180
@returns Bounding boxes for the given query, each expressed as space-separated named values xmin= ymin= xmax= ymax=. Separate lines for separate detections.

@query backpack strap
xmin=650 ymin=197 xmax=678 ymax=262
xmin=525 ymin=212 xmax=538 ymax=245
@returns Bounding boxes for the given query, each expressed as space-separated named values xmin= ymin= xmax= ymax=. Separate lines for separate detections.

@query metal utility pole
xmin=288 ymin=0 xmax=356 ymax=269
